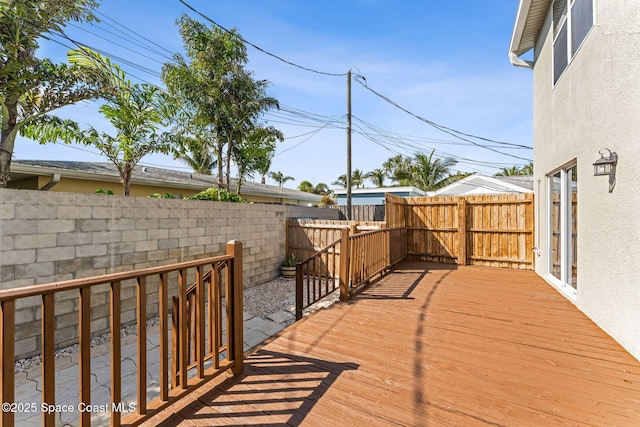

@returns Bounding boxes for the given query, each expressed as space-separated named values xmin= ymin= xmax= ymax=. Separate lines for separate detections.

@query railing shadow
xmin=153 ymin=349 xmax=358 ymax=426
xmin=354 ymin=261 xmax=457 ymax=300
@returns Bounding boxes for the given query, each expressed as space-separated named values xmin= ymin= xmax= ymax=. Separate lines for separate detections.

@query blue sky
xmin=14 ymin=0 xmax=532 ymax=189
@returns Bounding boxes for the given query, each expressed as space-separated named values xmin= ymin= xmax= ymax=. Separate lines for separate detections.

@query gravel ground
xmin=243 ymin=277 xmax=297 ymax=319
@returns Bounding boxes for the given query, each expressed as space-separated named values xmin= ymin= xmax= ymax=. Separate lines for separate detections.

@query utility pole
xmin=346 ymin=69 xmax=352 ymax=220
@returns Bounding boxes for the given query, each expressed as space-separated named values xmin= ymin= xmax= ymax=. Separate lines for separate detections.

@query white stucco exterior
xmin=512 ymin=0 xmax=640 ymax=360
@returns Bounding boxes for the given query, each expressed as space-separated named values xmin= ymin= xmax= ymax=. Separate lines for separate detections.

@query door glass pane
xmin=569 ymin=166 xmax=578 ymax=289
xmin=550 ymin=172 xmax=562 ymax=280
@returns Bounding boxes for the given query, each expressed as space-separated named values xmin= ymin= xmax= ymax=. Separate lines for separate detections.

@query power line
xmin=179 ymin=0 xmax=348 ymax=77
xmin=352 ymin=74 xmax=532 ymax=162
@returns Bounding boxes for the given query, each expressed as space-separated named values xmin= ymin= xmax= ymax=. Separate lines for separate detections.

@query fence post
xmin=458 ymin=199 xmax=468 ymax=265
xmin=339 ymin=227 xmax=351 ymax=301
xmin=295 ymin=262 xmax=303 ymax=320
xmin=227 ymin=240 xmax=244 ymax=375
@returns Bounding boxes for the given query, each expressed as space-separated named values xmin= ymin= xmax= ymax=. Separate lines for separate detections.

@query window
xmin=552 ymin=0 xmax=593 ymax=84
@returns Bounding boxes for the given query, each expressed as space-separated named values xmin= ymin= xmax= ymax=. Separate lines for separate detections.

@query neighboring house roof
xmin=10 ymin=160 xmax=323 ymax=203
xmin=332 ymin=186 xmax=429 ymax=197
xmin=434 ymin=174 xmax=533 ymax=196
xmin=509 ymin=0 xmax=551 ymax=64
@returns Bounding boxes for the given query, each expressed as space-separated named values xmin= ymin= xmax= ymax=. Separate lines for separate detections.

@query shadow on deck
xmin=144 ymin=261 xmax=640 ymax=426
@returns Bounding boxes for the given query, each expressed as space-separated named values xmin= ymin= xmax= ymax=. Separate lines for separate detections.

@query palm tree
xmin=269 ymin=171 xmax=294 ymax=187
xmin=352 ymin=169 xmax=365 ymax=188
xmin=383 ymin=155 xmax=412 ymax=186
xmin=22 ymin=48 xmax=170 ymax=196
xmin=409 ymin=150 xmax=458 ymax=191
xmin=519 ymin=162 xmax=534 ymax=175
xmin=299 ymin=180 xmax=330 ymax=195
xmin=255 ymin=152 xmax=274 ymax=184
xmin=298 ymin=180 xmax=314 ymax=193
xmin=332 ymin=174 xmax=347 ymax=188
xmin=494 ymin=166 xmax=521 ymax=177
xmin=332 ymin=170 xmax=365 ymax=189
xmin=366 ymin=168 xmax=386 ymax=187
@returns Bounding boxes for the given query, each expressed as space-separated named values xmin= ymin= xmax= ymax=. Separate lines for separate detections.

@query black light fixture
xmin=593 ymin=148 xmax=618 ymax=192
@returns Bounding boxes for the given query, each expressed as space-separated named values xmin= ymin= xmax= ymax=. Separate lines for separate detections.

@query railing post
xmin=458 ymin=198 xmax=468 ymax=265
xmin=339 ymin=227 xmax=351 ymax=301
xmin=295 ymin=262 xmax=303 ymax=320
xmin=0 ymin=300 xmax=15 ymax=427
xmin=227 ymin=240 xmax=244 ymax=375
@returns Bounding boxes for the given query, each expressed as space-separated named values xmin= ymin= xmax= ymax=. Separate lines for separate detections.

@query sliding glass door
xmin=548 ymin=165 xmax=577 ymax=294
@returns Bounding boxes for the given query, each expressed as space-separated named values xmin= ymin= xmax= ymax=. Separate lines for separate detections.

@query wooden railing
xmin=294 ymin=226 xmax=408 ymax=317
xmin=0 ymin=240 xmax=243 ymax=427
xmin=294 ymin=238 xmax=341 ymax=320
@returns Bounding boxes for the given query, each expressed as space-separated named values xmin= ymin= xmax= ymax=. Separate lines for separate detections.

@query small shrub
xmin=148 ymin=193 xmax=179 ymax=199
xmin=95 ymin=189 xmax=114 ymax=195
xmin=283 ymin=253 xmax=298 ymax=267
xmin=185 ymin=187 xmax=244 ymax=203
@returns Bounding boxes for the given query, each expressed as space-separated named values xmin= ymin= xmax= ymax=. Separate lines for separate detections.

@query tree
xmin=298 ymin=180 xmax=330 ymax=195
xmin=22 ymin=48 xmax=170 ymax=195
xmin=494 ymin=166 xmax=520 ymax=177
xmin=332 ymin=169 xmax=366 ymax=189
xmin=409 ymin=150 xmax=458 ymax=191
xmin=383 ymin=155 xmax=412 ymax=186
xmin=269 ymin=171 xmax=294 ymax=187
xmin=233 ymin=126 xmax=282 ymax=194
xmin=255 ymin=151 xmax=273 ymax=185
xmin=0 ymin=0 xmax=110 ymax=187
xmin=162 ymin=15 xmax=279 ymax=192
xmin=494 ymin=162 xmax=533 ymax=177
xmin=366 ymin=168 xmax=386 ymax=187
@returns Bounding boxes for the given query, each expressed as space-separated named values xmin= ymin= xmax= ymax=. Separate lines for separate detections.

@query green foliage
xmin=0 ymin=0 xmax=109 ymax=187
xmin=282 ymin=253 xmax=298 ymax=267
xmin=22 ymin=48 xmax=171 ymax=196
xmin=185 ymin=187 xmax=244 ymax=203
xmin=319 ymin=195 xmax=336 ymax=206
xmin=269 ymin=171 xmax=294 ymax=187
xmin=494 ymin=162 xmax=533 ymax=177
xmin=162 ymin=15 xmax=280 ymax=191
xmin=148 ymin=193 xmax=178 ymax=199
xmin=94 ymin=189 xmax=114 ymax=195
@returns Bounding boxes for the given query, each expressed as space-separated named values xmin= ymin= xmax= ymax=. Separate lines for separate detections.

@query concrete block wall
xmin=0 ymin=188 xmax=339 ymax=358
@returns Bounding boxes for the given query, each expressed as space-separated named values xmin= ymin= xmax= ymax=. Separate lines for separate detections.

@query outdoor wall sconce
xmin=593 ymin=148 xmax=618 ymax=192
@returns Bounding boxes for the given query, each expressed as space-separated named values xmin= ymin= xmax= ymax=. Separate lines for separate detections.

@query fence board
xmin=386 ymin=193 xmax=534 ymax=269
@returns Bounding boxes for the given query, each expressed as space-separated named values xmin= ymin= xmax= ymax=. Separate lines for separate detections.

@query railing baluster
xmin=79 ymin=287 xmax=91 ymax=427
xmin=170 ymin=296 xmax=179 ymax=389
xmin=178 ymin=269 xmax=188 ymax=389
xmin=195 ymin=266 xmax=205 ymax=379
xmin=158 ymin=273 xmax=168 ymax=401
xmin=137 ymin=277 xmax=147 ymax=415
xmin=213 ymin=265 xmax=221 ymax=369
xmin=110 ymin=281 xmax=122 ymax=427
xmin=42 ymin=293 xmax=55 ymax=427
xmin=0 ymin=300 xmax=15 ymax=427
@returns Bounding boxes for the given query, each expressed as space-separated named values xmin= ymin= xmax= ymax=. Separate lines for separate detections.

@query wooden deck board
xmin=143 ymin=261 xmax=640 ymax=426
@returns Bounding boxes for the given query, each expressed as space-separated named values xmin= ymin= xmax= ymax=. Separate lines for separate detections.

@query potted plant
xmin=281 ymin=253 xmax=298 ymax=279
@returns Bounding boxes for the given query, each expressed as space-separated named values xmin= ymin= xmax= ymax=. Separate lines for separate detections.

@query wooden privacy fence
xmin=386 ymin=193 xmax=534 ymax=269
xmin=286 ymin=218 xmax=384 ymax=263
xmin=0 ymin=241 xmax=244 ymax=427
xmin=294 ymin=226 xmax=407 ymax=319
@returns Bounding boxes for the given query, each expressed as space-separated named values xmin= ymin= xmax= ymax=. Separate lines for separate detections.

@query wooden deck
xmin=142 ymin=261 xmax=640 ymax=426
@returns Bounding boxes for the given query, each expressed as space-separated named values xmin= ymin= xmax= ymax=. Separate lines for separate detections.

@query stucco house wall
xmin=528 ymin=1 xmax=640 ymax=359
